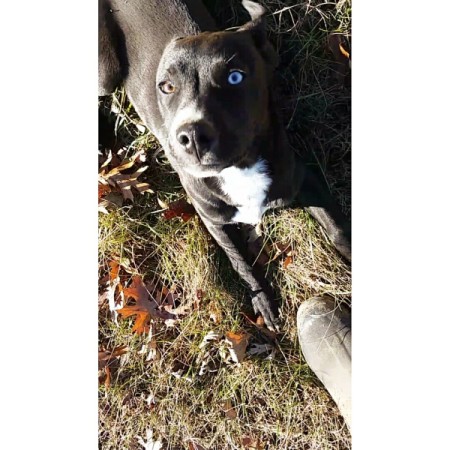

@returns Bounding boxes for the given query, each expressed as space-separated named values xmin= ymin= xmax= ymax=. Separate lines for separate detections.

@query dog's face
xmin=156 ymin=21 xmax=278 ymax=177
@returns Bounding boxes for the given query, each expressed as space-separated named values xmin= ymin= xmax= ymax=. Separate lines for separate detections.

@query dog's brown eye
xmin=159 ymin=81 xmax=176 ymax=94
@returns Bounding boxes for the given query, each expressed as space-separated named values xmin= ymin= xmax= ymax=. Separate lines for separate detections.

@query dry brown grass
xmin=99 ymin=1 xmax=351 ymax=448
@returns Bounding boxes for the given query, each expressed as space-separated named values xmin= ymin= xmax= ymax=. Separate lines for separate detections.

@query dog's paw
xmin=251 ymin=291 xmax=280 ymax=333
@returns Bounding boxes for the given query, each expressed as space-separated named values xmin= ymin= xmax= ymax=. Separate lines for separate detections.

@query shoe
xmin=297 ymin=295 xmax=351 ymax=430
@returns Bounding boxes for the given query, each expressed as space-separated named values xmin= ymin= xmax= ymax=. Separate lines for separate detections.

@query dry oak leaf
xmin=98 ymin=345 xmax=128 ymax=370
xmin=225 ymin=331 xmax=250 ymax=364
xmin=161 ymin=198 xmax=196 ymax=222
xmin=118 ymin=276 xmax=176 ymax=333
xmin=98 ymin=345 xmax=128 ymax=388
xmin=99 ymin=149 xmax=153 ymax=202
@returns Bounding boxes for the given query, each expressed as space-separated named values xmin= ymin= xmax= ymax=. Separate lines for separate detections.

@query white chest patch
xmin=219 ymin=159 xmax=272 ymax=225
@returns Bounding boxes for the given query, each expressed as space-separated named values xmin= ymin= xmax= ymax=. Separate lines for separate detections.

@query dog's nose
xmin=176 ymin=122 xmax=218 ymax=159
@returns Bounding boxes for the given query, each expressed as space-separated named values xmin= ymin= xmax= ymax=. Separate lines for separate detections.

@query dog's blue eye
xmin=227 ymin=71 xmax=245 ymax=85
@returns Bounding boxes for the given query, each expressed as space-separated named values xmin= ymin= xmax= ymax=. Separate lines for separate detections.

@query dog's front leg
xmin=204 ymin=221 xmax=279 ymax=331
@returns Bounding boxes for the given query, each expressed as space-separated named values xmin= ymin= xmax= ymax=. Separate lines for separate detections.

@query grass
xmin=98 ymin=1 xmax=351 ymax=448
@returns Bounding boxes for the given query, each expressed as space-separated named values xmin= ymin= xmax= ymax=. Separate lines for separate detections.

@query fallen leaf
xmin=221 ymin=399 xmax=237 ymax=420
xmin=225 ymin=331 xmax=250 ymax=364
xmin=242 ymin=313 xmax=277 ymax=341
xmin=198 ymin=356 xmax=220 ymax=376
xmin=99 ymin=149 xmax=153 ymax=205
xmin=270 ymin=242 xmax=293 ymax=261
xmin=138 ymin=323 xmax=159 ymax=361
xmin=109 ymin=166 xmax=153 ymax=201
xmin=117 ymin=276 xmax=176 ymax=333
xmin=199 ymin=331 xmax=222 ymax=349
xmin=98 ymin=345 xmax=128 ymax=389
xmin=98 ymin=183 xmax=111 ymax=200
xmin=242 ymin=436 xmax=264 ymax=450
xmin=267 ymin=242 xmax=294 ymax=269
xmin=100 ymin=149 xmax=144 ymax=177
xmin=208 ymin=303 xmax=223 ymax=324
xmin=162 ymin=199 xmax=196 ymax=222
xmin=283 ymin=254 xmax=293 ymax=269
xmin=145 ymin=393 xmax=157 ymax=410
xmin=98 ymin=345 xmax=128 ymax=370
xmin=136 ymin=428 xmax=163 ymax=450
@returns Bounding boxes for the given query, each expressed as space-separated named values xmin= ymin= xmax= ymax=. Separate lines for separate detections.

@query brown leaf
xmin=243 ymin=313 xmax=277 ymax=341
xmin=208 ymin=303 xmax=223 ymax=324
xmin=162 ymin=199 xmax=196 ymax=221
xmin=100 ymin=149 xmax=144 ymax=178
xmin=98 ymin=183 xmax=111 ymax=200
xmin=270 ymin=242 xmax=292 ymax=261
xmin=98 ymin=345 xmax=128 ymax=370
xmin=107 ymin=166 xmax=153 ymax=201
xmin=225 ymin=331 xmax=250 ymax=364
xmin=242 ymin=436 xmax=264 ymax=449
xmin=118 ymin=276 xmax=176 ymax=333
xmin=99 ymin=149 xmax=153 ymax=204
xmin=221 ymin=399 xmax=238 ymax=420
xmin=98 ymin=345 xmax=128 ymax=389
xmin=283 ymin=254 xmax=293 ymax=269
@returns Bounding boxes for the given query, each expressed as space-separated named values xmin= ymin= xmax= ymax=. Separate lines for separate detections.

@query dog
xmin=99 ymin=0 xmax=351 ymax=331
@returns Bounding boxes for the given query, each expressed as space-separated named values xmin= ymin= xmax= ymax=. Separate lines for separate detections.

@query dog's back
xmin=99 ymin=0 xmax=216 ymax=134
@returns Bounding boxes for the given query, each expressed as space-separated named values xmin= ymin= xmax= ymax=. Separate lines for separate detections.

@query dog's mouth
xmin=183 ymin=161 xmax=229 ymax=178
xmin=183 ymin=154 xmax=245 ymax=178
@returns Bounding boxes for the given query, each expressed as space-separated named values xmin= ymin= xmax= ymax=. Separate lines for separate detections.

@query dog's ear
xmin=99 ymin=0 xmax=123 ymax=95
xmin=238 ymin=1 xmax=279 ymax=71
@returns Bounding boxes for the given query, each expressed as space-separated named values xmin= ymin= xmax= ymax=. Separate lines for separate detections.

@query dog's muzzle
xmin=176 ymin=121 xmax=219 ymax=164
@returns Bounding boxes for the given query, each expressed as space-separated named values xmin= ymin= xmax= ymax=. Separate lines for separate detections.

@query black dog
xmin=99 ymin=0 xmax=351 ymax=331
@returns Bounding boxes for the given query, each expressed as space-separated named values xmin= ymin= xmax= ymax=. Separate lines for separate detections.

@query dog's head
xmin=156 ymin=0 xmax=278 ymax=177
